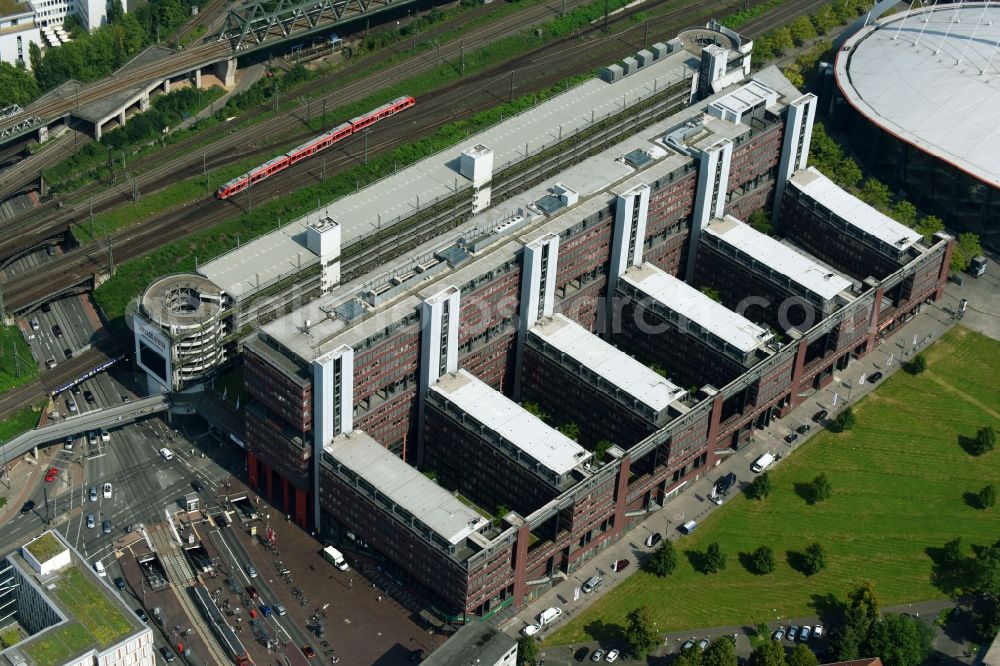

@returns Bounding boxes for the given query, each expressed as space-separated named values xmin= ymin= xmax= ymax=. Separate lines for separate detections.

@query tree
xmin=809 ymin=473 xmax=833 ymax=503
xmin=970 ymin=425 xmax=997 ymax=455
xmin=748 ymin=208 xmax=773 ymax=235
xmin=978 ymin=484 xmax=997 ymax=509
xmin=783 ymin=65 xmax=805 ymax=89
xmin=859 ymin=178 xmax=892 ymax=212
xmin=951 ymin=232 xmax=984 ymax=273
xmin=517 ymin=635 xmax=539 ymax=666
xmin=522 ymin=402 xmax=549 ymax=423
xmin=593 ymin=439 xmax=612 ymax=461
xmin=904 ymin=354 xmax=927 ymax=375
xmin=108 ymin=0 xmax=125 ymax=23
xmin=890 ymin=200 xmax=917 ymax=228
xmin=831 ymin=407 xmax=856 ymax=433
xmin=703 ymin=636 xmax=738 ymax=666
xmin=789 ymin=15 xmax=817 ymax=46
xmin=915 ymin=215 xmax=943 ymax=243
xmin=861 ymin=613 xmax=934 ymax=666
xmin=747 ymin=472 xmax=773 ymax=500
xmin=802 ymin=542 xmax=826 ymax=576
xmin=813 ymin=5 xmax=838 ymax=34
xmin=29 ymin=41 xmax=42 ymax=73
xmin=831 ymin=581 xmax=882 ymax=659
xmin=786 ymin=644 xmax=818 ymax=666
xmin=625 ymin=606 xmax=659 ymax=659
xmin=647 ymin=540 xmax=678 ymax=577
xmin=834 ymin=157 xmax=862 ymax=190
xmin=558 ymin=421 xmax=580 ymax=441
xmin=771 ymin=26 xmax=794 ymax=54
xmin=704 ymin=542 xmax=727 ymax=574
xmin=701 ymin=286 xmax=722 ymax=302
xmin=749 ymin=639 xmax=787 ymax=666
xmin=0 ymin=62 xmax=39 ymax=106
xmin=748 ymin=545 xmax=776 ymax=575
xmin=677 ymin=645 xmax=704 ymax=666
xmin=976 ymin=600 xmax=1000 ymax=641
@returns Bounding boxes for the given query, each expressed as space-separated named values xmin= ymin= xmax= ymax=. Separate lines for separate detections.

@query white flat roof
xmin=324 ymin=430 xmax=488 ymax=546
xmin=836 ymin=4 xmax=1000 ymax=188
xmin=621 ymin=262 xmax=771 ymax=354
xmin=709 ymin=80 xmax=778 ymax=117
xmin=790 ymin=168 xmax=920 ymax=251
xmin=530 ymin=314 xmax=686 ymax=413
xmin=430 ymin=370 xmax=591 ymax=476
xmin=199 ymin=211 xmax=323 ymax=299
xmin=705 ymin=216 xmax=852 ymax=301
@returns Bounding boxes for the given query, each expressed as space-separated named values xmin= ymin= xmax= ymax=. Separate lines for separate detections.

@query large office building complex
xmin=835 ymin=2 xmax=1000 ymax=248
xmin=133 ymin=23 xmax=953 ymax=621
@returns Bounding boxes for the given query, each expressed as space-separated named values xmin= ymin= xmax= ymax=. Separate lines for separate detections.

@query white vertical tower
xmin=306 ymin=216 xmax=343 ymax=294
xmin=685 ymin=138 xmax=733 ymax=282
xmin=417 ymin=286 xmax=461 ymax=463
xmin=311 ymin=344 xmax=354 ymax=528
xmin=771 ymin=93 xmax=817 ymax=224
xmin=608 ymin=184 xmax=650 ymax=297
xmin=459 ymin=145 xmax=494 ymax=214
xmin=513 ymin=233 xmax=559 ymax=399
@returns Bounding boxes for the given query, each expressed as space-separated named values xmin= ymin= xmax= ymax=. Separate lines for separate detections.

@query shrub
xmin=748 ymin=546 xmax=776 ymax=575
xmin=746 ymin=472 xmax=773 ymax=500
xmin=802 ymin=542 xmax=826 ymax=576
xmin=978 ymin=484 xmax=997 ymax=510
xmin=905 ymin=354 xmax=927 ymax=375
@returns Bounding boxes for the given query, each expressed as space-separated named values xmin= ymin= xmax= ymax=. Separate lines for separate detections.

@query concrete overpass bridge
xmin=0 ymin=0 xmax=421 ymax=147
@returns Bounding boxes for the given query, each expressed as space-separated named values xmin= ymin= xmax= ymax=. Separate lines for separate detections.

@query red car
xmin=245 ymin=585 xmax=259 ymax=599
xmin=44 ymin=467 xmax=58 ymax=482
xmin=301 ymin=645 xmax=316 ymax=659
xmin=611 ymin=558 xmax=630 ymax=572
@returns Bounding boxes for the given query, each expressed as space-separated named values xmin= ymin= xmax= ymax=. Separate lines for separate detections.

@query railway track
xmin=0 ymin=0 xmax=823 ymax=316
xmin=740 ymin=0 xmax=835 ymax=36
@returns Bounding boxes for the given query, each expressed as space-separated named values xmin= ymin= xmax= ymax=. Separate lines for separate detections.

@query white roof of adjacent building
xmin=708 ymin=79 xmax=778 ymax=119
xmin=790 ymin=168 xmax=921 ymax=251
xmin=705 ymin=216 xmax=853 ymax=301
xmin=324 ymin=430 xmax=488 ymax=546
xmin=199 ymin=210 xmax=325 ymax=299
xmin=529 ymin=314 xmax=686 ymax=413
xmin=430 ymin=370 xmax=591 ymax=476
xmin=836 ymin=4 xmax=1000 ymax=188
xmin=620 ymin=262 xmax=772 ymax=354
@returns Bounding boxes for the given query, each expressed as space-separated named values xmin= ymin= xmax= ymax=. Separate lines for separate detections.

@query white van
xmin=94 ymin=561 xmax=106 ymax=577
xmin=752 ymin=452 xmax=776 ymax=473
xmin=538 ymin=607 xmax=562 ymax=626
xmin=322 ymin=546 xmax=349 ymax=571
xmin=679 ymin=520 xmax=698 ymax=535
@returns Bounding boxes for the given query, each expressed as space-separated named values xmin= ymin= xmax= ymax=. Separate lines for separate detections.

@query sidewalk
xmin=511 ymin=294 xmax=963 ymax=647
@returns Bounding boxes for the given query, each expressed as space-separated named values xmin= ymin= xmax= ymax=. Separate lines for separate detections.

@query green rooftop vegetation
xmin=21 ymin=622 xmax=93 ymax=666
xmin=24 ymin=532 xmax=66 ymax=564
xmin=0 ymin=624 xmax=23 ymax=648
xmin=53 ymin=566 xmax=134 ymax=648
xmin=0 ymin=0 xmax=29 ymax=16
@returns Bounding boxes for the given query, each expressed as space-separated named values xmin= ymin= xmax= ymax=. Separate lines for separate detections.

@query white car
xmin=521 ymin=624 xmax=540 ymax=637
xmin=103 ymin=483 xmax=112 ymax=499
xmin=159 ymin=448 xmax=174 ymax=461
xmin=812 ymin=625 xmax=824 ymax=639
xmin=30 ymin=318 xmax=40 ymax=331
xmin=605 ymin=649 xmax=620 ymax=662
xmin=100 ymin=428 xmax=110 ymax=443
xmin=87 ymin=431 xmax=97 ymax=446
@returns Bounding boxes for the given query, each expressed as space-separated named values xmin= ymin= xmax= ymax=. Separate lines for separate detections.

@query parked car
xmin=787 ymin=625 xmax=798 ymax=641
xmin=64 ymin=348 xmax=73 ymax=359
xmin=611 ymin=559 xmax=630 ymax=572
xmin=574 ymin=648 xmax=589 ymax=662
xmin=682 ymin=639 xmax=696 ymax=650
xmin=114 ymin=577 xmax=126 ymax=590
xmin=715 ymin=472 xmax=737 ymax=495
xmin=52 ymin=324 xmax=62 ymax=338
xmin=135 ymin=608 xmax=149 ymax=623
xmin=87 ymin=514 xmax=95 ymax=529
xmin=784 ymin=432 xmax=799 ymax=444
xmin=800 ymin=626 xmax=812 ymax=641
xmin=87 ymin=431 xmax=97 ymax=446
xmin=812 ymin=409 xmax=828 ymax=423
xmin=102 ymin=519 xmax=112 ymax=534
xmin=605 ymin=649 xmax=620 ymax=662
xmin=796 ymin=424 xmax=811 ymax=435
xmin=100 ymin=428 xmax=110 ymax=443
xmin=41 ymin=303 xmax=51 ymax=313
xmin=83 ymin=390 xmax=95 ymax=404
xmin=89 ymin=486 xmax=98 ymax=501
xmin=66 ymin=398 xmax=77 ymax=413
xmin=582 ymin=575 xmax=602 ymax=594
xmin=159 ymin=647 xmax=175 ymax=662
xmin=698 ymin=638 xmax=710 ymax=650
xmin=869 ymin=371 xmax=883 ymax=383
xmin=301 ymin=645 xmax=316 ymax=659
xmin=103 ymin=483 xmax=112 ymax=499
xmin=812 ymin=624 xmax=824 ymax=639
xmin=772 ymin=627 xmax=786 ymax=641
xmin=245 ymin=564 xmax=258 ymax=578
xmin=64 ymin=436 xmax=74 ymax=450
xmin=71 ymin=385 xmax=81 ymax=395
xmin=44 ymin=467 xmax=58 ymax=482
xmin=591 ymin=650 xmax=605 ymax=662
xmin=645 ymin=532 xmax=662 ymax=548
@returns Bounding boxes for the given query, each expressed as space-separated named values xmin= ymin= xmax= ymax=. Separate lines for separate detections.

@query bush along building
xmin=134 ymin=24 xmax=954 ymax=623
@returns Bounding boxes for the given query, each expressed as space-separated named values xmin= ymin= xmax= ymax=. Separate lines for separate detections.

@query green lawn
xmin=0 ymin=405 xmax=41 ymax=445
xmin=0 ymin=325 xmax=38 ymax=393
xmin=549 ymin=327 xmax=1000 ymax=644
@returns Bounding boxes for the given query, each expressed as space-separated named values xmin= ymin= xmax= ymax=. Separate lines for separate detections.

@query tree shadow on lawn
xmin=684 ymin=549 xmax=710 ymax=574
xmin=925 ymin=545 xmax=969 ymax=596
xmin=738 ymin=551 xmax=763 ymax=575
xmin=962 ymin=491 xmax=985 ymax=510
xmin=957 ymin=434 xmax=981 ymax=456
xmin=582 ymin=619 xmax=625 ymax=645
xmin=785 ymin=550 xmax=810 ymax=576
xmin=793 ymin=481 xmax=817 ymax=505
xmin=808 ymin=592 xmax=844 ymax=627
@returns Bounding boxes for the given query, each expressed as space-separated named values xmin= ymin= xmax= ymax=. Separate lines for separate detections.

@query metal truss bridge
xmin=216 ymin=0 xmax=418 ymax=51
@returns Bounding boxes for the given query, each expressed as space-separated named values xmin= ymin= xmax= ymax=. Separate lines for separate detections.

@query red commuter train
xmin=216 ymin=95 xmax=415 ymax=199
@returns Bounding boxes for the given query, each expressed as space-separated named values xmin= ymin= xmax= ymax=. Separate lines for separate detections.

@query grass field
xmin=0 ymin=405 xmax=41 ymax=445
xmin=549 ymin=327 xmax=1000 ymax=645
xmin=0 ymin=326 xmax=38 ymax=393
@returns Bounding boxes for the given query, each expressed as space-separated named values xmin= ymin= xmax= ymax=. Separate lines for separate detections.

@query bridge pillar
xmin=162 ymin=77 xmax=171 ymax=94
xmin=139 ymin=94 xmax=150 ymax=112
xmin=38 ymin=125 xmax=48 ymax=143
xmin=194 ymin=68 xmax=202 ymax=89
xmin=215 ymin=57 xmax=236 ymax=88
xmin=118 ymin=110 xmax=126 ymax=127
xmin=93 ymin=120 xmax=103 ymax=142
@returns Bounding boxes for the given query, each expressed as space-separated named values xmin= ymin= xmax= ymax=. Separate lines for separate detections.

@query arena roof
xmin=324 ymin=430 xmax=488 ymax=545
xmin=789 ymin=168 xmax=921 ymax=252
xmin=529 ymin=314 xmax=686 ymax=414
xmin=620 ymin=262 xmax=772 ymax=355
xmin=705 ymin=216 xmax=853 ymax=301
xmin=836 ymin=4 xmax=1000 ymax=188
xmin=430 ymin=370 xmax=591 ymax=477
